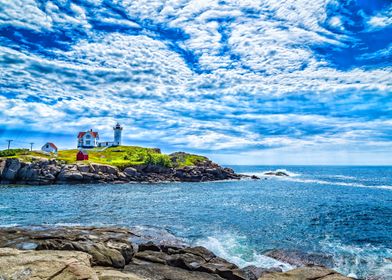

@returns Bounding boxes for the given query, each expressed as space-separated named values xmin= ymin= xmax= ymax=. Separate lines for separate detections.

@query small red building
xmin=76 ymin=150 xmax=89 ymax=161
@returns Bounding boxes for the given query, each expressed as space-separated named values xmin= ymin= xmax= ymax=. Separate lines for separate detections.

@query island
xmin=0 ymin=146 xmax=255 ymax=185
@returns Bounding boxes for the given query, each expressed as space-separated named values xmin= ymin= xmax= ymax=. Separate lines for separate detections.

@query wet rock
xmin=138 ymin=241 xmax=161 ymax=252
xmin=265 ymin=249 xmax=334 ymax=268
xmin=264 ymin=171 xmax=289 ymax=177
xmin=242 ymin=265 xmax=282 ymax=280
xmin=124 ymin=262 xmax=225 ymax=280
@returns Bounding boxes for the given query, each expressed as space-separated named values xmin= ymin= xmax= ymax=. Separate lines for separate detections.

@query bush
xmin=0 ymin=149 xmax=29 ymax=157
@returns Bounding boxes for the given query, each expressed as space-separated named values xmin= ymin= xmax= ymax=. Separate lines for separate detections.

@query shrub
xmin=0 ymin=149 xmax=29 ymax=157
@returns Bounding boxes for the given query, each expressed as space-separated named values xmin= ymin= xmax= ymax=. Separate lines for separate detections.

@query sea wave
xmin=263 ymin=169 xmax=301 ymax=177
xmin=280 ymin=177 xmax=392 ymax=190
xmin=244 ymin=169 xmax=301 ymax=178
xmin=319 ymin=237 xmax=392 ymax=278
xmin=195 ymin=233 xmax=293 ymax=271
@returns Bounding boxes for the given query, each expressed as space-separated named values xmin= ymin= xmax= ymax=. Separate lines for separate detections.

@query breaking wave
xmin=195 ymin=232 xmax=293 ymax=271
xmin=280 ymin=177 xmax=392 ymax=191
xmin=319 ymin=237 xmax=392 ymax=278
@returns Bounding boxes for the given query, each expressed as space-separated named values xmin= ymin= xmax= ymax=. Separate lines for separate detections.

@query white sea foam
xmin=243 ymin=169 xmax=301 ymax=178
xmin=319 ymin=237 xmax=392 ymax=278
xmin=195 ymin=233 xmax=293 ymax=271
xmin=0 ymin=223 xmax=19 ymax=227
xmin=281 ymin=177 xmax=392 ymax=190
xmin=263 ymin=169 xmax=301 ymax=177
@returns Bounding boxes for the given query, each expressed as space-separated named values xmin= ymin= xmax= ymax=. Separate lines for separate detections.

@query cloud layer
xmin=0 ymin=0 xmax=391 ymax=164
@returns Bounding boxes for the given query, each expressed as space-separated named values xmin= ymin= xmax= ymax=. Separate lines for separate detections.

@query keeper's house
xmin=77 ymin=129 xmax=99 ymax=149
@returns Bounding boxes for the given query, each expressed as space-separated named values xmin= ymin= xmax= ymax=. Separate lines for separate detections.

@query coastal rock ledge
xmin=0 ymin=157 xmax=254 ymax=185
xmin=0 ymin=226 xmax=352 ymax=280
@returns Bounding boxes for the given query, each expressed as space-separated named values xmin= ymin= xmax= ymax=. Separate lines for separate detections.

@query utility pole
xmin=6 ymin=140 xmax=13 ymax=150
xmin=30 ymin=142 xmax=34 ymax=151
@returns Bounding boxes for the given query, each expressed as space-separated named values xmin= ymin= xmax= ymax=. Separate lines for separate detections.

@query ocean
xmin=0 ymin=165 xmax=391 ymax=279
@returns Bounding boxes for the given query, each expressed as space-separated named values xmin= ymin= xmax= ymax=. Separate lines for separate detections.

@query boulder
xmin=91 ymin=164 xmax=119 ymax=175
xmin=57 ymin=169 xmax=84 ymax=181
xmin=36 ymin=239 xmax=132 ymax=269
xmin=94 ymin=267 xmax=145 ymax=280
xmin=138 ymin=241 xmax=161 ymax=252
xmin=242 ymin=265 xmax=282 ymax=280
xmin=124 ymin=167 xmax=140 ymax=177
xmin=77 ymin=164 xmax=91 ymax=173
xmin=265 ymin=250 xmax=334 ymax=268
xmin=259 ymin=266 xmax=352 ymax=279
xmin=124 ymin=262 xmax=225 ymax=280
xmin=1 ymin=158 xmax=21 ymax=181
xmin=0 ymin=248 xmax=98 ymax=280
xmin=263 ymin=171 xmax=289 ymax=177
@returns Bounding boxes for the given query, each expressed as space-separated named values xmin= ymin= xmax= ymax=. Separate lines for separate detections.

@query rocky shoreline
xmin=0 ymin=157 xmax=257 ymax=185
xmin=0 ymin=226 xmax=352 ymax=280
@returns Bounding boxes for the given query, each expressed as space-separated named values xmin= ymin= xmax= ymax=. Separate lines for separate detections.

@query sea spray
xmin=195 ymin=233 xmax=293 ymax=271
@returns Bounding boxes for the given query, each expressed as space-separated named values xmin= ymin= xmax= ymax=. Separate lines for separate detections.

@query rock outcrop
xmin=0 ymin=157 xmax=255 ymax=185
xmin=0 ymin=226 xmax=353 ymax=280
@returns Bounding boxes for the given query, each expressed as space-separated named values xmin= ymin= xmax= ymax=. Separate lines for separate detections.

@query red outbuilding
xmin=76 ymin=150 xmax=89 ymax=161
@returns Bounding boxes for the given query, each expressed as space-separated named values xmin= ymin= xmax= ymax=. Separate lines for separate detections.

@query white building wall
xmin=41 ymin=143 xmax=57 ymax=153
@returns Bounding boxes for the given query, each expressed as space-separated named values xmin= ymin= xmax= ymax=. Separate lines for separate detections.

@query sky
xmin=0 ymin=0 xmax=391 ymax=165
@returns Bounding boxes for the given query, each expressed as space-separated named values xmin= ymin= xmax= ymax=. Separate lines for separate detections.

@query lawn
xmin=0 ymin=146 xmax=208 ymax=169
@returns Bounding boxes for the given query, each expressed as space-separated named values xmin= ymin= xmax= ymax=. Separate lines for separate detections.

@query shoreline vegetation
xmin=0 ymin=226 xmax=352 ymax=280
xmin=0 ymin=146 xmax=257 ymax=185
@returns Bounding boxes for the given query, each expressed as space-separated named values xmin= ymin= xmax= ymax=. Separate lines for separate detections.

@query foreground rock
xmin=0 ymin=156 xmax=257 ymax=185
xmin=261 ymin=266 xmax=351 ymax=279
xmin=0 ymin=226 xmax=352 ymax=280
xmin=0 ymin=248 xmax=97 ymax=280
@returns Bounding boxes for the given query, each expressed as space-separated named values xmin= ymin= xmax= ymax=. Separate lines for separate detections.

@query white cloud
xmin=0 ymin=0 xmax=52 ymax=31
xmin=0 ymin=0 xmax=391 ymax=163
xmin=367 ymin=7 xmax=392 ymax=30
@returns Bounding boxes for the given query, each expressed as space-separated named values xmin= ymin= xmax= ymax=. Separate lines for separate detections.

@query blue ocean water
xmin=0 ymin=166 xmax=392 ymax=278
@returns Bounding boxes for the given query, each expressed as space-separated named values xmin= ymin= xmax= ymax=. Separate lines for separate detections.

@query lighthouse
xmin=113 ymin=123 xmax=123 ymax=146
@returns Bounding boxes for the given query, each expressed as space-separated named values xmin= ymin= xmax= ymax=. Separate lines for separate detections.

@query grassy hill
xmin=0 ymin=146 xmax=208 ymax=169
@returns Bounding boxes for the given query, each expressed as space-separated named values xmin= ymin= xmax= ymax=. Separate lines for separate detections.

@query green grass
xmin=0 ymin=146 xmax=209 ymax=169
xmin=170 ymin=152 xmax=208 ymax=167
xmin=0 ymin=146 xmax=172 ymax=169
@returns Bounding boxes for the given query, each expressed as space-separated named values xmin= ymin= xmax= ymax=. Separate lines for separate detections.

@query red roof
xmin=77 ymin=132 xmax=86 ymax=138
xmin=47 ymin=142 xmax=58 ymax=150
xmin=77 ymin=131 xmax=98 ymax=139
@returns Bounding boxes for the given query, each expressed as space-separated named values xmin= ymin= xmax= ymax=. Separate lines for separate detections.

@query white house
xmin=41 ymin=142 xmax=58 ymax=153
xmin=77 ymin=129 xmax=99 ymax=148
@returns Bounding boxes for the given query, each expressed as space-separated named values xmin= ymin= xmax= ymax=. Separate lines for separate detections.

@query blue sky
xmin=0 ymin=0 xmax=391 ymax=165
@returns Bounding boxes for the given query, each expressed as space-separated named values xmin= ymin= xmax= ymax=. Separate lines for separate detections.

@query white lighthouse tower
xmin=113 ymin=123 xmax=123 ymax=146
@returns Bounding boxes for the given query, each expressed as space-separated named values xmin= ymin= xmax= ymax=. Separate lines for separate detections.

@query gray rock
xmin=124 ymin=167 xmax=140 ymax=177
xmin=91 ymin=164 xmax=119 ymax=175
xmin=57 ymin=169 xmax=84 ymax=181
xmin=1 ymin=158 xmax=21 ymax=181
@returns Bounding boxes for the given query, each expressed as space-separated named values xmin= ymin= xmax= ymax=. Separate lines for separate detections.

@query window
xmin=86 ymin=134 xmax=91 ymax=139
xmin=86 ymin=140 xmax=91 ymax=145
